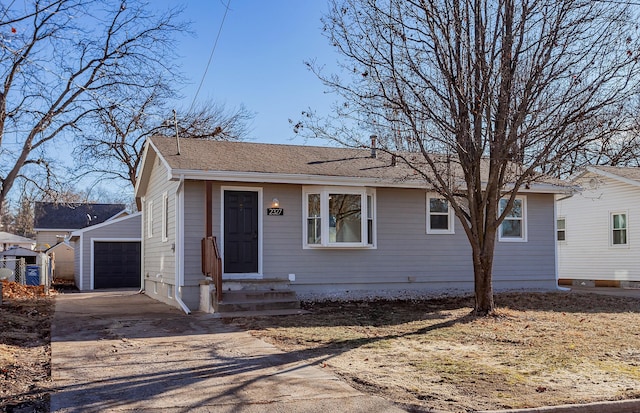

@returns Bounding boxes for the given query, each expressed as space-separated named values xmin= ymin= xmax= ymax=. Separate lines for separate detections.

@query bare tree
xmin=74 ymin=92 xmax=254 ymax=193
xmin=298 ymin=0 xmax=640 ymax=314
xmin=0 ymin=0 xmax=184 ymax=210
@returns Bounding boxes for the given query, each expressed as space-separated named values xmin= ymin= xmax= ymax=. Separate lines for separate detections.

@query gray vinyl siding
xmin=493 ymin=194 xmax=556 ymax=288
xmin=182 ymin=181 xmax=205 ymax=308
xmin=183 ymin=182 xmax=557 ymax=299
xmin=74 ymin=214 xmax=141 ymax=290
xmin=142 ymin=155 xmax=179 ymax=307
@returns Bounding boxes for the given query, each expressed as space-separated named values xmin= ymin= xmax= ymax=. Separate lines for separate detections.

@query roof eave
xmin=170 ymin=169 xmax=569 ymax=193
xmin=585 ymin=166 xmax=640 ymax=188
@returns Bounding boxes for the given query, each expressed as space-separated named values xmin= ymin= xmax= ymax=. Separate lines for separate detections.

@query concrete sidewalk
xmin=49 ymin=290 xmax=406 ymax=413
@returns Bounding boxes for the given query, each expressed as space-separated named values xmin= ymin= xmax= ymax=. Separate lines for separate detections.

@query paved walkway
xmin=49 ymin=290 xmax=406 ymax=413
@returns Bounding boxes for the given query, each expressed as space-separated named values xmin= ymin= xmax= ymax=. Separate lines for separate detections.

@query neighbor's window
xmin=427 ymin=194 xmax=454 ymax=234
xmin=146 ymin=200 xmax=154 ymax=238
xmin=499 ymin=196 xmax=527 ymax=242
xmin=611 ymin=212 xmax=627 ymax=246
xmin=303 ymin=187 xmax=375 ymax=248
xmin=161 ymin=192 xmax=169 ymax=242
xmin=557 ymin=218 xmax=566 ymax=242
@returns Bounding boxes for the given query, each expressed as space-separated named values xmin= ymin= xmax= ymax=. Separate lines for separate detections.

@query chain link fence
xmin=0 ymin=258 xmax=26 ymax=284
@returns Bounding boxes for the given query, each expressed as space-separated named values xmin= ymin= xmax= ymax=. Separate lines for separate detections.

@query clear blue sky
xmin=157 ymin=0 xmax=339 ymax=145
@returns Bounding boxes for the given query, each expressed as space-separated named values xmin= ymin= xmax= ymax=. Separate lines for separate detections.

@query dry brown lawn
xmin=227 ymin=291 xmax=640 ymax=413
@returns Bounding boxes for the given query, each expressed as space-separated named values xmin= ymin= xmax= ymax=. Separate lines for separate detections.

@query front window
xmin=611 ymin=212 xmax=627 ymax=246
xmin=427 ymin=194 xmax=454 ymax=234
xmin=499 ymin=196 xmax=527 ymax=242
xmin=303 ymin=187 xmax=375 ymax=248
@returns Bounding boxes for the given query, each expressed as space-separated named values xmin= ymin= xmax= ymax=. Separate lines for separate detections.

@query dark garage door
xmin=94 ymin=241 xmax=141 ymax=289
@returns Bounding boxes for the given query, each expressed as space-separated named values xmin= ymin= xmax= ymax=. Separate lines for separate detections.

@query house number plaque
xmin=267 ymin=208 xmax=284 ymax=216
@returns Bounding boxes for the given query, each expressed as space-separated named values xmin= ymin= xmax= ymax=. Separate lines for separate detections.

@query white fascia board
xmin=585 ymin=166 xmax=640 ymax=188
xmin=170 ymin=169 xmax=418 ymax=188
xmin=71 ymin=212 xmax=142 ymax=236
xmin=171 ymin=168 xmax=571 ymax=194
xmin=134 ymin=139 xmax=175 ymax=198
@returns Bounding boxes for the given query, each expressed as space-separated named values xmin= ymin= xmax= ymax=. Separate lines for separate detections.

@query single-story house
xmin=557 ymin=165 xmax=640 ymax=287
xmin=134 ymin=136 xmax=568 ymax=313
xmin=0 ymin=231 xmax=36 ymax=251
xmin=0 ymin=246 xmax=48 ymax=284
xmin=70 ymin=212 xmax=142 ymax=290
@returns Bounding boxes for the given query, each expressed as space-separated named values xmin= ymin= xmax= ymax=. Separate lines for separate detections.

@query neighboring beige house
xmin=135 ymin=136 xmax=569 ymax=314
xmin=558 ymin=165 xmax=640 ymax=287
xmin=0 ymin=231 xmax=36 ymax=251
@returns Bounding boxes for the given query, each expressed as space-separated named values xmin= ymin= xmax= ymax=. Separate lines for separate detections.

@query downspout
xmin=175 ymin=175 xmax=191 ymax=314
xmin=138 ymin=197 xmax=145 ymax=294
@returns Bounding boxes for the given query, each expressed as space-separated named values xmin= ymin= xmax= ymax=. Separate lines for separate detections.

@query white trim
xmin=104 ymin=209 xmax=129 ymax=223
xmin=77 ymin=233 xmax=83 ymax=291
xmin=90 ymin=238 xmax=142 ymax=290
xmin=302 ymin=186 xmax=376 ymax=249
xmin=166 ymin=169 xmax=569 ymax=194
xmin=609 ymin=210 xmax=629 ymax=248
xmin=220 ymin=186 xmax=263 ymax=278
xmin=498 ymin=195 xmax=528 ymax=243
xmin=426 ymin=193 xmax=455 ymax=235
xmin=585 ymin=166 xmax=640 ymax=188
xmin=174 ymin=176 xmax=190 ymax=314
xmin=146 ymin=200 xmax=154 ymax=239
xmin=71 ymin=212 xmax=142 ymax=236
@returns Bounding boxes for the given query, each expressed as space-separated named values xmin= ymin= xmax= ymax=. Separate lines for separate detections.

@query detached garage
xmin=71 ymin=213 xmax=142 ymax=290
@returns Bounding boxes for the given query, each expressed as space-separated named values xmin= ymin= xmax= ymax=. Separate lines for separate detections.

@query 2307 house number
xmin=267 ymin=208 xmax=284 ymax=216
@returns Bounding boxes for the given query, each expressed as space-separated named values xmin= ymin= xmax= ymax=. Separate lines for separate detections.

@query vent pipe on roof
xmin=391 ymin=154 xmax=397 ymax=167
xmin=173 ymin=109 xmax=181 ymax=155
xmin=370 ymin=135 xmax=377 ymax=158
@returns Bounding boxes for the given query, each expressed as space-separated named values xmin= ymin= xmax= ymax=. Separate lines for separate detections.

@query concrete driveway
xmin=49 ymin=290 xmax=406 ymax=413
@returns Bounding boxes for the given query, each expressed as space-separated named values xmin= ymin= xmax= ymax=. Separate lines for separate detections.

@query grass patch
xmin=228 ymin=291 xmax=640 ymax=412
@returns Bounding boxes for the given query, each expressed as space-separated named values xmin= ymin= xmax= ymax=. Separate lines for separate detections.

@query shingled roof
xmin=585 ymin=165 xmax=640 ymax=183
xmin=140 ymin=136 xmax=567 ymax=192
xmin=34 ymin=202 xmax=126 ymax=230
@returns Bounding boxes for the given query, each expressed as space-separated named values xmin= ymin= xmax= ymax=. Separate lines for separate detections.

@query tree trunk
xmin=471 ymin=230 xmax=497 ymax=316
xmin=473 ymin=256 xmax=495 ymax=316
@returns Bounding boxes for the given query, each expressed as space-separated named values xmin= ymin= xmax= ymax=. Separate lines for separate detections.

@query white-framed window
xmin=161 ymin=192 xmax=169 ymax=242
xmin=303 ymin=186 xmax=376 ymax=248
xmin=427 ymin=194 xmax=454 ymax=234
xmin=611 ymin=212 xmax=628 ymax=246
xmin=146 ymin=200 xmax=154 ymax=239
xmin=556 ymin=217 xmax=566 ymax=242
xmin=498 ymin=196 xmax=527 ymax=242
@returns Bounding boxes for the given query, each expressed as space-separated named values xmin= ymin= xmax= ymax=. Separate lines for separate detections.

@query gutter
xmin=174 ymin=175 xmax=191 ymax=314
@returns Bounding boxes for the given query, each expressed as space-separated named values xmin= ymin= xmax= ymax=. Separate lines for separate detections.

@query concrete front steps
xmin=199 ymin=277 xmax=306 ymax=317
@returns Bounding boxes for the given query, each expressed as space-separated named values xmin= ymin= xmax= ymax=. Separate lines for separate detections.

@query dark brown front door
xmin=224 ymin=191 xmax=258 ymax=273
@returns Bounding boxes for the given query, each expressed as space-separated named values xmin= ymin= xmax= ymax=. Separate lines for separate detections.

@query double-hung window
xmin=611 ymin=212 xmax=628 ymax=246
xmin=498 ymin=196 xmax=527 ymax=242
xmin=427 ymin=194 xmax=454 ymax=234
xmin=303 ymin=186 xmax=375 ymax=248
xmin=556 ymin=218 xmax=566 ymax=242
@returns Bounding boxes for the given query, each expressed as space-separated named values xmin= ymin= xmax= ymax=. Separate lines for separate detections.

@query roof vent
xmin=370 ymin=135 xmax=377 ymax=158
xmin=391 ymin=154 xmax=397 ymax=167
